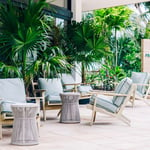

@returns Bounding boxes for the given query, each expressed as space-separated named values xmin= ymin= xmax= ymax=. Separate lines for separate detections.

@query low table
xmin=11 ymin=103 xmax=39 ymax=146
xmin=60 ymin=92 xmax=80 ymax=123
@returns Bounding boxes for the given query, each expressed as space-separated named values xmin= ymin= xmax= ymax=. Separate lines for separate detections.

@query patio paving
xmin=1 ymin=100 xmax=150 ymax=150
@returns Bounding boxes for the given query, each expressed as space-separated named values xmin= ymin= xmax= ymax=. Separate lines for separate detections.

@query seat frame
xmin=0 ymin=92 xmax=41 ymax=140
xmin=87 ymin=84 xmax=135 ymax=126
xmin=32 ymin=81 xmax=62 ymax=121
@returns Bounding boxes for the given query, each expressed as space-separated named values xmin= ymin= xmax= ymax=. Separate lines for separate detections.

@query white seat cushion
xmin=78 ymin=85 xmax=92 ymax=95
xmin=90 ymin=95 xmax=118 ymax=113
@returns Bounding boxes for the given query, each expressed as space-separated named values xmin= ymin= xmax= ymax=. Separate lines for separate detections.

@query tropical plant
xmin=134 ymin=2 xmax=150 ymax=38
xmin=86 ymin=64 xmax=126 ymax=91
xmin=63 ymin=20 xmax=111 ymax=83
xmin=94 ymin=6 xmax=133 ymax=67
xmin=0 ymin=0 xmax=69 ymax=93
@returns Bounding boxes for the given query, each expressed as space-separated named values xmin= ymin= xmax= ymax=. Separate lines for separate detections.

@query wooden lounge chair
xmin=130 ymin=72 xmax=150 ymax=105
xmin=61 ymin=73 xmax=81 ymax=92
xmin=0 ymin=78 xmax=41 ymax=139
xmin=32 ymin=78 xmax=63 ymax=121
xmin=87 ymin=77 xmax=135 ymax=126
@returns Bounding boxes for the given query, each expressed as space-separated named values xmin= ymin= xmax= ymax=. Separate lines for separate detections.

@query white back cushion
xmin=38 ymin=78 xmax=63 ymax=98
xmin=0 ymin=78 xmax=26 ymax=103
xmin=131 ymin=72 xmax=150 ymax=94
xmin=112 ymin=77 xmax=132 ymax=107
xmin=61 ymin=73 xmax=75 ymax=90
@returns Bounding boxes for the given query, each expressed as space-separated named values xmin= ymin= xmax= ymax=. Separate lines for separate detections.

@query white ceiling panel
xmin=82 ymin=0 xmax=150 ymax=12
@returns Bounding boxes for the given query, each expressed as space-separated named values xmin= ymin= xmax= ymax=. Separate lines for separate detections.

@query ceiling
xmin=82 ymin=0 xmax=150 ymax=12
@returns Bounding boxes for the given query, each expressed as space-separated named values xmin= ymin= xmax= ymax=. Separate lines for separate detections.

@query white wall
xmin=71 ymin=0 xmax=82 ymax=21
xmin=47 ymin=0 xmax=66 ymax=8
xmin=71 ymin=0 xmax=82 ymax=83
xmin=141 ymin=39 xmax=150 ymax=72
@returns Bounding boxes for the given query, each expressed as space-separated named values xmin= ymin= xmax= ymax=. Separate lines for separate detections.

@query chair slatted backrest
xmin=131 ymin=72 xmax=150 ymax=95
xmin=112 ymin=77 xmax=133 ymax=107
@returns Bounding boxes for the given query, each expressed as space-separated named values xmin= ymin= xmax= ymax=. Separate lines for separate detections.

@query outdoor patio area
xmin=1 ymin=100 xmax=150 ymax=150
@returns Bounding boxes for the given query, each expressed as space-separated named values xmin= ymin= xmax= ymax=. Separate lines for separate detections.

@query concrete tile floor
xmin=1 ymin=100 xmax=150 ymax=150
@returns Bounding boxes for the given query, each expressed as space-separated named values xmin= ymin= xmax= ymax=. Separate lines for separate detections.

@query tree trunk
xmin=115 ymin=29 xmax=118 ymax=67
xmin=81 ymin=63 xmax=86 ymax=83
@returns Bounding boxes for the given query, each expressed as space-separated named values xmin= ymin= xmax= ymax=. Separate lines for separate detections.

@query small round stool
xmin=60 ymin=92 xmax=80 ymax=123
xmin=11 ymin=103 xmax=39 ymax=146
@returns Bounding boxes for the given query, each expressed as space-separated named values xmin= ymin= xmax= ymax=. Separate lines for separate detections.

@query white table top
xmin=60 ymin=92 xmax=80 ymax=96
xmin=11 ymin=103 xmax=38 ymax=108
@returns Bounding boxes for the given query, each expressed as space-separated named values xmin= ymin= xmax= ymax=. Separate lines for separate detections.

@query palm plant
xmin=64 ymin=20 xmax=111 ymax=83
xmin=94 ymin=6 xmax=132 ymax=67
xmin=0 ymin=0 xmax=69 ymax=93
xmin=0 ymin=0 xmax=48 ymax=80
xmin=134 ymin=2 xmax=150 ymax=38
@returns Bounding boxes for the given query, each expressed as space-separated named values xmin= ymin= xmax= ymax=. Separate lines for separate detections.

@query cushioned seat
xmin=0 ymin=101 xmax=18 ymax=115
xmin=0 ymin=78 xmax=40 ymax=139
xmin=90 ymin=95 xmax=118 ymax=113
xmin=87 ymin=77 xmax=134 ymax=126
xmin=0 ymin=78 xmax=26 ymax=115
xmin=38 ymin=78 xmax=62 ymax=104
xmin=78 ymin=85 xmax=93 ymax=96
xmin=37 ymin=78 xmax=63 ymax=120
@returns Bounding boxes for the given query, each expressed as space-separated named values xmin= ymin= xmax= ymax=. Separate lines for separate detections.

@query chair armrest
xmin=26 ymin=97 xmax=44 ymax=100
xmin=63 ymin=83 xmax=81 ymax=86
xmin=133 ymin=83 xmax=150 ymax=87
xmin=33 ymin=89 xmax=46 ymax=93
xmin=80 ymin=82 xmax=94 ymax=85
xmin=89 ymin=91 xmax=128 ymax=97
xmin=102 ymin=93 xmax=128 ymax=97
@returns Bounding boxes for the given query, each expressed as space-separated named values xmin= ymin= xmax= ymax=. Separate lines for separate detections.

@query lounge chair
xmin=61 ymin=73 xmax=81 ymax=92
xmin=61 ymin=73 xmax=93 ymax=95
xmin=32 ymin=78 xmax=63 ymax=121
xmin=87 ymin=77 xmax=135 ymax=126
xmin=130 ymin=72 xmax=150 ymax=105
xmin=0 ymin=78 xmax=41 ymax=139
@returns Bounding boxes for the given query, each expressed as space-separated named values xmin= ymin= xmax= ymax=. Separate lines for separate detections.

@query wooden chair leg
xmin=43 ymin=109 xmax=46 ymax=121
xmin=93 ymin=111 xmax=96 ymax=122
xmin=119 ymin=114 xmax=131 ymax=126
xmin=36 ymin=116 xmax=40 ymax=137
xmin=90 ymin=110 xmax=96 ymax=126
xmin=57 ymin=110 xmax=61 ymax=117
xmin=0 ymin=123 xmax=2 ymax=140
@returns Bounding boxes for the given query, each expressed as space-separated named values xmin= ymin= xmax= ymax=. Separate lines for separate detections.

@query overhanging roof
xmin=0 ymin=0 xmax=72 ymax=20
xmin=82 ymin=0 xmax=150 ymax=12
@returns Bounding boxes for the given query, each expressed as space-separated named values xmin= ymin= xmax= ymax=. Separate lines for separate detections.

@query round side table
xmin=11 ymin=103 xmax=39 ymax=146
xmin=60 ymin=92 xmax=80 ymax=123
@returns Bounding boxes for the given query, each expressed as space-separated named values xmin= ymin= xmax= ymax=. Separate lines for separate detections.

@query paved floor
xmin=1 ymin=100 xmax=150 ymax=150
